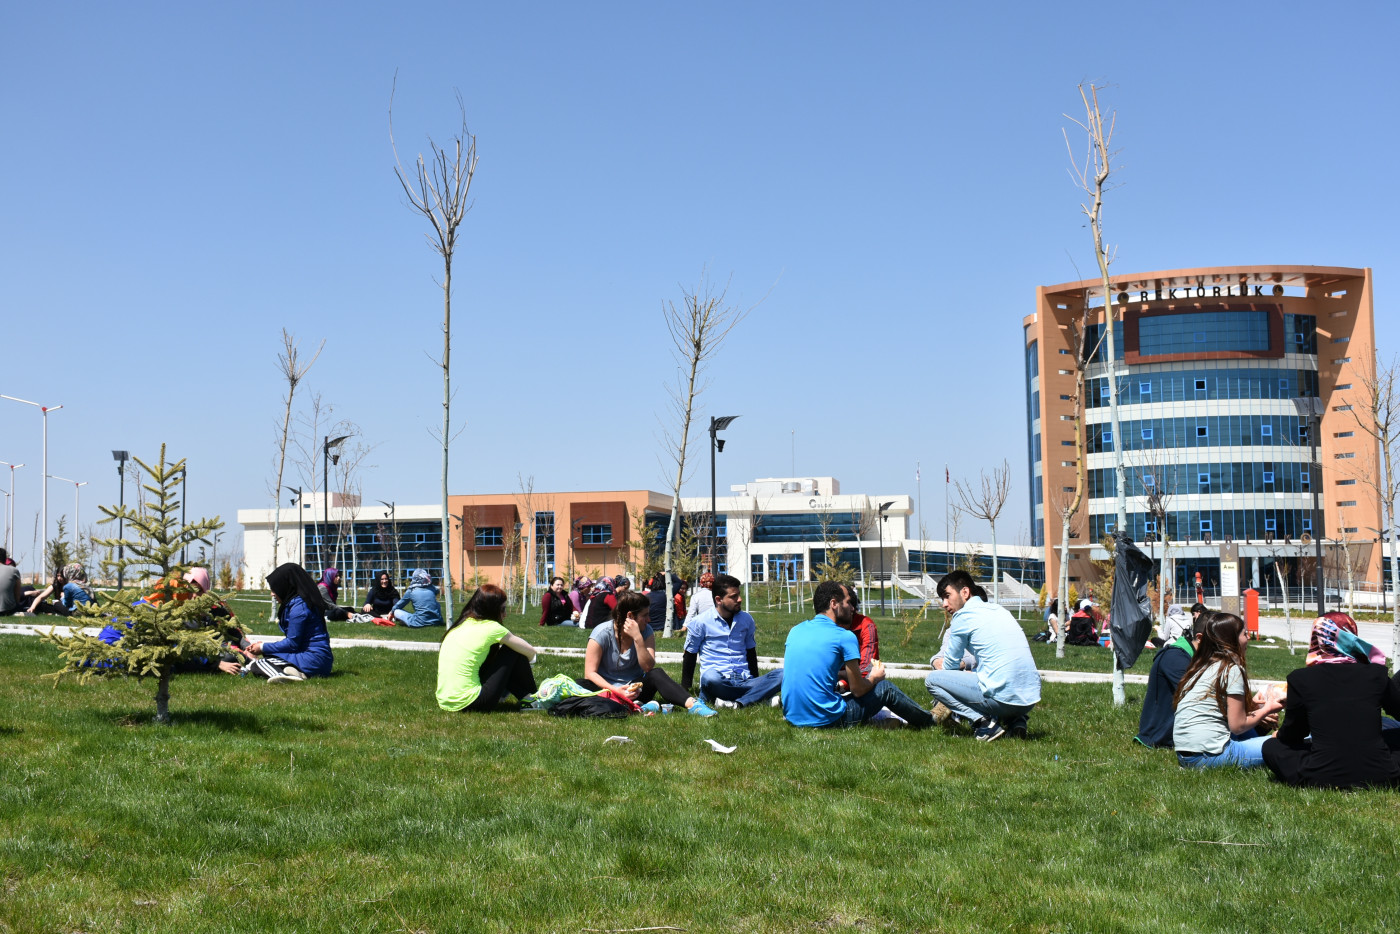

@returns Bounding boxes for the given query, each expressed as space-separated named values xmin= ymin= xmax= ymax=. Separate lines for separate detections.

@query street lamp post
xmin=1 ymin=395 xmax=62 ymax=560
xmin=180 ymin=465 xmax=188 ymax=565
xmin=112 ymin=451 xmax=128 ymax=587
xmin=877 ymin=500 xmax=894 ymax=615
xmin=708 ymin=416 xmax=739 ymax=576
xmin=285 ymin=487 xmax=304 ymax=566
xmin=0 ymin=461 xmax=23 ymax=556
xmin=322 ymin=435 xmax=350 ymax=573
xmin=47 ymin=476 xmax=87 ymax=551
xmin=377 ymin=500 xmax=398 ymax=581
xmin=1292 ymin=397 xmax=1326 ymax=616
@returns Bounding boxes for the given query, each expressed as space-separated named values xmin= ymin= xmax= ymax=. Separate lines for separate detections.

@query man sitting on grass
xmin=1134 ymin=611 xmax=1207 ymax=748
xmin=682 ymin=573 xmax=783 ymax=709
xmin=924 ymin=570 xmax=1041 ymax=742
xmin=782 ymin=581 xmax=932 ymax=729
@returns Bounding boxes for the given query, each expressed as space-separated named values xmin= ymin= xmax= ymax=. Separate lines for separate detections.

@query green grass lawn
xmin=4 ymin=618 xmax=1399 ymax=932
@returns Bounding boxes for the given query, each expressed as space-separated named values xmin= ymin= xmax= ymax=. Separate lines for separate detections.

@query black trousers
xmin=576 ymin=667 xmax=691 ymax=707
xmin=465 ymin=644 xmax=538 ymax=711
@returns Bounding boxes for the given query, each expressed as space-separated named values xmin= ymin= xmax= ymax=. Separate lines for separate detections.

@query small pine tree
xmin=43 ymin=445 xmax=226 ymax=725
xmin=46 ymin=517 xmax=71 ymax=577
xmin=814 ymin=547 xmax=856 ymax=585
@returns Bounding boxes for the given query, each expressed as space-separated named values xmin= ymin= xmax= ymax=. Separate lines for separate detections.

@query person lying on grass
xmin=923 ymin=570 xmax=1041 ymax=742
xmin=1261 ymin=612 xmax=1400 ymax=788
xmin=1171 ymin=611 xmax=1282 ymax=770
xmin=580 ymin=590 xmax=717 ymax=717
xmin=244 ymin=563 xmax=334 ymax=683
xmin=681 ymin=573 xmax=783 ymax=709
xmin=392 ymin=569 xmax=443 ymax=628
xmin=437 ymin=583 xmax=540 ymax=712
xmin=782 ymin=581 xmax=932 ymax=730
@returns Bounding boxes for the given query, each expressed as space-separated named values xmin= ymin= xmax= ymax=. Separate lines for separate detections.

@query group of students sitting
xmin=1135 ymin=603 xmax=1400 ymax=788
xmin=537 ymin=572 xmax=691 ymax=632
xmin=316 ymin=567 xmax=445 ymax=628
xmin=0 ymin=550 xmax=97 ymax=618
xmin=438 ymin=569 xmax=1045 ymax=744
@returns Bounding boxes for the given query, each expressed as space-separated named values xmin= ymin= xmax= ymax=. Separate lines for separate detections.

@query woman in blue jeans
xmin=1171 ymin=612 xmax=1283 ymax=769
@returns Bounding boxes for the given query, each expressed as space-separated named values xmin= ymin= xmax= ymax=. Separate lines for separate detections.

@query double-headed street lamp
xmin=1 ymin=395 xmax=62 ymax=555
xmin=708 ymin=415 xmax=740 ymax=575
xmin=377 ymin=500 xmax=399 ymax=580
xmin=322 ymin=435 xmax=350 ymax=572
xmin=46 ymin=475 xmax=88 ymax=550
xmin=0 ymin=461 xmax=23 ymax=555
xmin=877 ymin=500 xmax=895 ymax=614
xmin=285 ymin=486 xmax=305 ymax=566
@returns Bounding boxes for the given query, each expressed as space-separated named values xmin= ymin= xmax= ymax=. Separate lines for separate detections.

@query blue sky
xmin=3 ymin=1 xmax=1397 ymax=567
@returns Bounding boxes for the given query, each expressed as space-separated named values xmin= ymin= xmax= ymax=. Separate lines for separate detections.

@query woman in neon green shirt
xmin=437 ymin=584 xmax=540 ymax=712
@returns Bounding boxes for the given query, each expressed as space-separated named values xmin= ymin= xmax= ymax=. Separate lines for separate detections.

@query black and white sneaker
xmin=972 ymin=717 xmax=1006 ymax=742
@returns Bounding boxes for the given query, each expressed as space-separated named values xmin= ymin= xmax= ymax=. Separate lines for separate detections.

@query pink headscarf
xmin=183 ymin=567 xmax=211 ymax=594
xmin=1306 ymin=612 xmax=1386 ymax=666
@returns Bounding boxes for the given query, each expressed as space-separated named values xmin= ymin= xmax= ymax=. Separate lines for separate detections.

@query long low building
xmin=237 ymin=476 xmax=1046 ymax=597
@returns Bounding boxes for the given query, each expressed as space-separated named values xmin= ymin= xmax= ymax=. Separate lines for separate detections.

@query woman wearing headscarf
xmin=581 ymin=576 xmax=618 ymax=630
xmin=1262 ymin=613 xmax=1400 ymax=788
xmin=363 ymin=570 xmax=400 ymax=618
xmin=391 ymin=569 xmax=444 ymax=628
xmin=568 ymin=576 xmax=594 ymax=622
xmin=247 ymin=563 xmax=333 ymax=681
xmin=689 ymin=572 xmax=716 ymax=621
xmin=316 ymin=567 xmax=355 ymax=621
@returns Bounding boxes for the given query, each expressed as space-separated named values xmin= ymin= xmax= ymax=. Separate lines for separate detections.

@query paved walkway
xmin=0 ymin=622 xmax=1159 ymax=686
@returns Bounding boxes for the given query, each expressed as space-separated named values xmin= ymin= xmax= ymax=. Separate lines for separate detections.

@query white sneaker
xmin=712 ymin=698 xmax=739 ymax=709
xmin=770 ymin=694 xmax=782 ymax=708
xmin=267 ymin=666 xmax=307 ymax=684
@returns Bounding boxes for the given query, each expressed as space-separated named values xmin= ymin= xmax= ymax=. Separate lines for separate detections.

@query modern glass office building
xmin=1025 ymin=265 xmax=1382 ymax=598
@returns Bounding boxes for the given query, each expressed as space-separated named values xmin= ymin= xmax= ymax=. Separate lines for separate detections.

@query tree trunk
xmin=990 ymin=520 xmax=999 ymax=604
xmin=153 ymin=671 xmax=171 ymax=725
xmin=441 ymin=259 xmax=454 ymax=625
xmin=1056 ymin=516 xmax=1070 ymax=659
xmin=1275 ymin=561 xmax=1293 ymax=654
xmin=270 ymin=391 xmax=294 ymax=622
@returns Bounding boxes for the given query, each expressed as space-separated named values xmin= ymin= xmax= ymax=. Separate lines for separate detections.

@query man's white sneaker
xmin=712 ymin=698 xmax=739 ymax=709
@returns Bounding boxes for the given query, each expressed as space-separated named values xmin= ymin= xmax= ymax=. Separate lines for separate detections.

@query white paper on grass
xmin=603 ymin=735 xmax=632 ymax=745
xmin=703 ymin=739 xmax=737 ymax=754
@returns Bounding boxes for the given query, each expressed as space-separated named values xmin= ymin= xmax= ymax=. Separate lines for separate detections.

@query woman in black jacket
xmin=1262 ymin=612 xmax=1400 ymax=789
xmin=363 ymin=570 xmax=400 ymax=618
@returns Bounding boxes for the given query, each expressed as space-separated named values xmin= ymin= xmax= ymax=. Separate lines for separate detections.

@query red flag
xmin=945 ymin=466 xmax=950 ymax=483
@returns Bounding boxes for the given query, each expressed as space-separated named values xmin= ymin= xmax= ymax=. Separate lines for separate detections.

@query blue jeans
xmin=924 ymin=669 xmax=1035 ymax=729
xmin=1177 ymin=729 xmax=1268 ymax=769
xmin=832 ymin=680 xmax=933 ymax=729
xmin=700 ymin=668 xmax=784 ymax=708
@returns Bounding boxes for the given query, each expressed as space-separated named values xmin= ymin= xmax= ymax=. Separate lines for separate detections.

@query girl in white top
xmin=1172 ymin=611 xmax=1283 ymax=769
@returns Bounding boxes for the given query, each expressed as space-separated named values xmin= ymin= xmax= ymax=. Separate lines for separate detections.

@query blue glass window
xmin=475 ymin=527 xmax=503 ymax=547
xmin=1263 ymin=471 xmax=1274 ymax=484
xmin=1139 ymin=311 xmax=1270 ymax=356
xmin=1141 ymin=428 xmax=1153 ymax=440
xmin=581 ymin=524 xmax=613 ymax=545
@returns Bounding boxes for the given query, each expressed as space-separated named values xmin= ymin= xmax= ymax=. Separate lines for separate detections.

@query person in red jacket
xmin=539 ymin=576 xmax=574 ymax=626
xmin=842 ymin=589 xmax=880 ymax=678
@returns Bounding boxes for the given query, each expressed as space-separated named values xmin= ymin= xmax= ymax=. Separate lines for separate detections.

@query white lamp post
xmin=1 ymin=396 xmax=62 ymax=556
xmin=47 ymin=475 xmax=88 ymax=550
xmin=0 ymin=461 xmax=23 ymax=555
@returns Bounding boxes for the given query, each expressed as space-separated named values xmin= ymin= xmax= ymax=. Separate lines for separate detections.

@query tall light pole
xmin=1 ymin=395 xmax=62 ymax=561
xmin=285 ymin=486 xmax=304 ymax=566
xmin=708 ymin=416 xmax=739 ymax=576
xmin=180 ymin=464 xmax=188 ymax=565
xmin=1293 ymin=397 xmax=1326 ymax=616
xmin=47 ymin=476 xmax=87 ymax=551
xmin=0 ymin=461 xmax=23 ymax=556
xmin=877 ymin=500 xmax=894 ymax=615
xmin=322 ymin=434 xmax=350 ymax=572
xmin=377 ymin=500 xmax=398 ymax=581
xmin=112 ymin=451 xmax=128 ymax=587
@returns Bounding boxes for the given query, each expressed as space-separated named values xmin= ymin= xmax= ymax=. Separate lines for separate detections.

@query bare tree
xmin=1137 ymin=445 xmax=1180 ymax=633
xmin=390 ymin=78 xmax=479 ymax=625
xmin=267 ymin=330 xmax=322 ymax=619
xmin=1345 ymin=354 xmax=1400 ymax=670
xmin=1066 ymin=81 xmax=1129 ymax=705
xmin=955 ymin=460 xmax=1011 ymax=603
xmin=1267 ymin=549 xmax=1296 ymax=654
xmin=658 ymin=273 xmax=750 ymax=637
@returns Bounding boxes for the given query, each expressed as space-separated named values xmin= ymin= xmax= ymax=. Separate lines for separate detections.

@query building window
xmin=475 ymin=527 xmax=503 ymax=547
xmin=1337 ymin=479 xmax=1357 ymax=486
xmin=581 ymin=524 xmax=613 ymax=545
xmin=1100 ymin=385 xmax=1110 ymax=399
xmin=1263 ymin=471 xmax=1274 ymax=484
xmin=1198 ymin=473 xmax=1210 ymax=487
xmin=1336 ymin=383 xmax=1352 ymax=390
xmin=1336 ymin=452 xmax=1355 ymax=459
xmin=1195 ymin=379 xmax=1207 ymax=392
xmin=1334 ymin=357 xmax=1351 ymax=364
xmin=1332 ymin=336 xmax=1350 ymax=344
xmin=1301 ymin=472 xmax=1310 ymax=490
xmin=1139 ymin=381 xmax=1151 ymax=395
xmin=1144 ymin=520 xmax=1157 ymax=532
xmin=1342 ymin=527 xmax=1359 ymax=534
xmin=1199 ymin=520 xmax=1212 ymax=533
xmin=1060 ymin=394 xmax=1071 ymax=400
xmin=1197 ymin=425 xmax=1209 ymax=439
xmin=1102 ymin=430 xmax=1113 ymax=445
xmin=1261 ymin=424 xmax=1273 ymax=437
xmin=1334 ymin=405 xmax=1353 ymax=412
xmin=1058 ymin=348 xmax=1071 ymax=354
xmin=750 ymin=554 xmax=765 ymax=581
xmin=1337 ymin=500 xmax=1357 ymax=507
xmin=1141 ymin=427 xmax=1153 ymax=440
xmin=1142 ymin=475 xmax=1155 ymax=488
xmin=1302 ymin=518 xmax=1312 ymax=532
xmin=1299 ymin=426 xmax=1310 ymax=440
xmin=1335 ymin=431 xmax=1354 ymax=438
xmin=1265 ymin=518 xmax=1277 ymax=531
xmin=1062 ymin=439 xmax=1075 ymax=446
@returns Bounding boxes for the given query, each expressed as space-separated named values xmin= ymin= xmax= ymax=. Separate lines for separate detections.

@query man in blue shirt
xmin=782 ymin=581 xmax=933 ymax=729
xmin=682 ymin=574 xmax=783 ymax=708
xmin=924 ymin=570 xmax=1041 ymax=742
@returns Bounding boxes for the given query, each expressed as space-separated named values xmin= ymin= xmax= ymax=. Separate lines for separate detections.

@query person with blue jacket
xmin=246 ymin=563 xmax=333 ymax=682
xmin=392 ymin=569 xmax=444 ymax=628
xmin=924 ymin=570 xmax=1041 ymax=742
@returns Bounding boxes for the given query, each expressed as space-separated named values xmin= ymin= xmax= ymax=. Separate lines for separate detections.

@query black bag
xmin=548 ymin=695 xmax=632 ymax=719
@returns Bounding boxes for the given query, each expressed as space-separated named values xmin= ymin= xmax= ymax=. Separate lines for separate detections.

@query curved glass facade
xmin=1024 ymin=334 xmax=1042 ymax=546
xmin=1138 ymin=310 xmax=1270 ymax=356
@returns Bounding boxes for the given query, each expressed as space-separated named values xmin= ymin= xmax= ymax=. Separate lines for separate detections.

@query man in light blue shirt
xmin=783 ymin=581 xmax=933 ymax=729
xmin=681 ymin=574 xmax=782 ymax=708
xmin=924 ymin=570 xmax=1041 ymax=742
